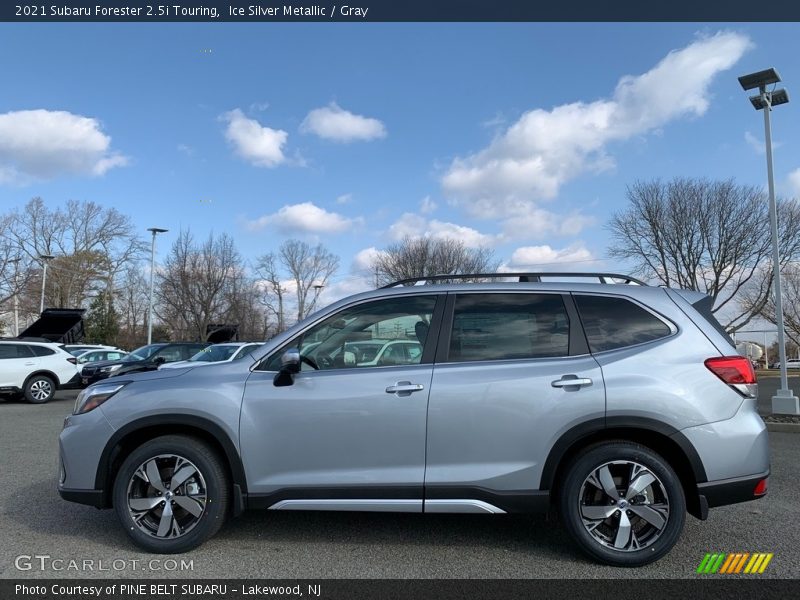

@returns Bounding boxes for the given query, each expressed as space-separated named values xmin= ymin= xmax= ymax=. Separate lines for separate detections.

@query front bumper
xmin=57 ymin=408 xmax=116 ymax=508
xmin=58 ymin=487 xmax=106 ymax=507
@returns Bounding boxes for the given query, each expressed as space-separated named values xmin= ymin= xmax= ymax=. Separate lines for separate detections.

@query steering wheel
xmin=317 ymin=354 xmax=334 ymax=370
xmin=300 ymin=355 xmax=319 ymax=370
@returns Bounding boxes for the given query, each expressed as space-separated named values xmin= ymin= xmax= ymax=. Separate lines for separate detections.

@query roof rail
xmin=380 ymin=272 xmax=648 ymax=288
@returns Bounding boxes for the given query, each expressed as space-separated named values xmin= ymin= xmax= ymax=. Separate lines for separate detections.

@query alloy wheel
xmin=29 ymin=379 xmax=53 ymax=401
xmin=126 ymin=454 xmax=208 ymax=539
xmin=578 ymin=460 xmax=670 ymax=552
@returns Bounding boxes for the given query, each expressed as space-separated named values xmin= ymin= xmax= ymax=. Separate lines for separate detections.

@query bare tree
xmin=280 ymin=240 xmax=339 ymax=321
xmin=749 ymin=264 xmax=800 ymax=347
xmin=255 ymin=240 xmax=340 ymax=330
xmin=254 ymin=253 xmax=288 ymax=333
xmin=156 ymin=230 xmax=246 ymax=341
xmin=608 ymin=178 xmax=800 ymax=332
xmin=5 ymin=198 xmax=145 ymax=309
xmin=116 ymin=265 xmax=151 ymax=349
xmin=371 ymin=236 xmax=499 ymax=287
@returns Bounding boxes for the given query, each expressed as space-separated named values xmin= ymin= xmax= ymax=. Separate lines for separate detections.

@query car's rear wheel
xmin=113 ymin=435 xmax=229 ymax=553
xmin=24 ymin=375 xmax=55 ymax=404
xmin=559 ymin=441 xmax=685 ymax=567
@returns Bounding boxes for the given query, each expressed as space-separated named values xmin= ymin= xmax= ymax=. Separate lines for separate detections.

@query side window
xmin=448 ymin=293 xmax=570 ymax=362
xmin=0 ymin=344 xmax=32 ymax=359
xmin=262 ymin=295 xmax=438 ymax=371
xmin=155 ymin=346 xmax=184 ymax=362
xmin=574 ymin=294 xmax=672 ymax=352
xmin=189 ymin=345 xmax=208 ymax=358
xmin=107 ymin=352 xmax=123 ymax=361
xmin=29 ymin=345 xmax=55 ymax=357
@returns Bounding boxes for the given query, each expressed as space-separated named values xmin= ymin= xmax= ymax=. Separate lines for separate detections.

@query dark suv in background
xmin=80 ymin=342 xmax=210 ymax=386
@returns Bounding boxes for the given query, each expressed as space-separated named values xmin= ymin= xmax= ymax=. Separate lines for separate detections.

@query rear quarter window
xmin=29 ymin=345 xmax=56 ymax=357
xmin=574 ymin=294 xmax=672 ymax=353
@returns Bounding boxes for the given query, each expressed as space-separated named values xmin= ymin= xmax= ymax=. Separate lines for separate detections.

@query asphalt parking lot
xmin=0 ymin=390 xmax=798 ymax=580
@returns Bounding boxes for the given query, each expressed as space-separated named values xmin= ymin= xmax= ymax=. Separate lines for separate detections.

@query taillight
xmin=67 ymin=357 xmax=77 ymax=365
xmin=753 ymin=477 xmax=768 ymax=497
xmin=704 ymin=356 xmax=757 ymax=398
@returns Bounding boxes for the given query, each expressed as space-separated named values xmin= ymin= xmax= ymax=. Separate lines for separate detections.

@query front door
xmin=241 ymin=294 xmax=442 ymax=511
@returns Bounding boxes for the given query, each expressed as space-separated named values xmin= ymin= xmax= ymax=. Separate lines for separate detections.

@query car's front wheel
xmin=24 ymin=375 xmax=55 ymax=404
xmin=113 ymin=435 xmax=230 ymax=553
xmin=559 ymin=441 xmax=686 ymax=567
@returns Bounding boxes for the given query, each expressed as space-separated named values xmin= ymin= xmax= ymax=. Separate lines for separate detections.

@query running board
xmin=267 ymin=498 xmax=506 ymax=514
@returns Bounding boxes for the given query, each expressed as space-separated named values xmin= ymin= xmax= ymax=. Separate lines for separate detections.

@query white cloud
xmin=300 ymin=103 xmax=387 ymax=143
xmin=508 ymin=245 xmax=594 ymax=269
xmin=499 ymin=205 xmax=596 ymax=240
xmin=745 ymin=130 xmax=782 ymax=155
xmin=244 ymin=202 xmax=361 ymax=234
xmin=419 ymin=196 xmax=437 ymax=215
xmin=336 ymin=193 xmax=353 ymax=205
xmin=387 ymin=213 xmax=496 ymax=248
xmin=221 ymin=108 xmax=288 ymax=167
xmin=177 ymin=143 xmax=194 ymax=155
xmin=788 ymin=168 xmax=800 ymax=197
xmin=0 ymin=109 xmax=128 ymax=184
xmin=352 ymin=247 xmax=383 ymax=272
xmin=442 ymin=32 xmax=752 ymax=216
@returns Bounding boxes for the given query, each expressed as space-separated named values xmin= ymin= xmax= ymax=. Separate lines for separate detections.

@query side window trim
xmin=562 ymin=293 xmax=590 ymax=356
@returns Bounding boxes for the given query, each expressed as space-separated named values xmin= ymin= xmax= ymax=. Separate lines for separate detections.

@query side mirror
xmin=273 ymin=348 xmax=301 ymax=387
xmin=153 ymin=356 xmax=166 ymax=365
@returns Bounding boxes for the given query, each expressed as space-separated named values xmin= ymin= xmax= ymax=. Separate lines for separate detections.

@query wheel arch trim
xmin=94 ymin=414 xmax=247 ymax=503
xmin=539 ymin=416 xmax=708 ymax=492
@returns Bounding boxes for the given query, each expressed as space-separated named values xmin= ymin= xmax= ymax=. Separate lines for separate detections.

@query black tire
xmin=24 ymin=374 xmax=56 ymax=404
xmin=113 ymin=435 xmax=229 ymax=554
xmin=559 ymin=441 xmax=686 ymax=567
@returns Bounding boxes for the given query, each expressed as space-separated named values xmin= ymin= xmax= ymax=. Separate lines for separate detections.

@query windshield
xmin=189 ymin=346 xmax=240 ymax=363
xmin=123 ymin=344 xmax=163 ymax=362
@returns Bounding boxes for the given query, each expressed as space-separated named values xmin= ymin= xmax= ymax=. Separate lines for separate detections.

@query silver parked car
xmin=58 ymin=272 xmax=768 ymax=566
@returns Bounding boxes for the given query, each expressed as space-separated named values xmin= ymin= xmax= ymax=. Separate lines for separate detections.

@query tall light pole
xmin=312 ymin=283 xmax=324 ymax=312
xmin=738 ymin=68 xmax=799 ymax=415
xmin=38 ymin=254 xmax=54 ymax=314
xmin=147 ymin=227 xmax=168 ymax=345
xmin=9 ymin=256 xmax=21 ymax=335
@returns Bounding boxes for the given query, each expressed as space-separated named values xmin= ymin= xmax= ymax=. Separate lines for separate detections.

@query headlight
xmin=99 ymin=364 xmax=123 ymax=374
xmin=73 ymin=382 xmax=128 ymax=415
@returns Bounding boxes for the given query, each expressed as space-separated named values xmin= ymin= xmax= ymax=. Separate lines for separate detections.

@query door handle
xmin=24 ymin=362 xmax=36 ymax=366
xmin=551 ymin=376 xmax=593 ymax=389
xmin=385 ymin=381 xmax=425 ymax=396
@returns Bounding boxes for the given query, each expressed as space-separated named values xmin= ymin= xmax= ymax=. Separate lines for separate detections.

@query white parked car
xmin=65 ymin=344 xmax=125 ymax=357
xmin=773 ymin=359 xmax=800 ymax=369
xmin=159 ymin=342 xmax=263 ymax=370
xmin=74 ymin=348 xmax=129 ymax=374
xmin=0 ymin=340 xmax=79 ymax=403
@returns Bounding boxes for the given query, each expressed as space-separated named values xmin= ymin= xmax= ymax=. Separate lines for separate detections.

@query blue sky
xmin=1 ymin=23 xmax=800 ymax=303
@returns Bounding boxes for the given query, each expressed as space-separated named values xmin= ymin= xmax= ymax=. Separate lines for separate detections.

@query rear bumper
xmin=59 ymin=373 xmax=82 ymax=390
xmin=698 ymin=469 xmax=770 ymax=509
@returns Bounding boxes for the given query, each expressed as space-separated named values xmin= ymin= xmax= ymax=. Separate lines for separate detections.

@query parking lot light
xmin=147 ymin=227 xmax=168 ymax=345
xmin=739 ymin=67 xmax=799 ymax=415
xmin=38 ymin=254 xmax=54 ymax=314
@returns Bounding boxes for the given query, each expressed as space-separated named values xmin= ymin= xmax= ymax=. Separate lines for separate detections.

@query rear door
xmin=0 ymin=343 xmax=38 ymax=389
xmin=424 ymin=292 xmax=605 ymax=511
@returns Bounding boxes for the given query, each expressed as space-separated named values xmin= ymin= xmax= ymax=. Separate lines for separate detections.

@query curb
xmin=764 ymin=421 xmax=800 ymax=433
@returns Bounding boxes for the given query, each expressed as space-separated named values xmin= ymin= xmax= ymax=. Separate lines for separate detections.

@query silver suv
xmin=58 ymin=273 xmax=769 ymax=566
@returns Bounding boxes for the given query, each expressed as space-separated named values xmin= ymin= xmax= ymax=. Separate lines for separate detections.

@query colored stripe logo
xmin=697 ymin=552 xmax=773 ymax=574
